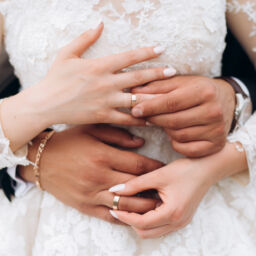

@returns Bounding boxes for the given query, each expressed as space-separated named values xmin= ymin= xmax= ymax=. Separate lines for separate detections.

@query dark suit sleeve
xmin=222 ymin=30 xmax=256 ymax=111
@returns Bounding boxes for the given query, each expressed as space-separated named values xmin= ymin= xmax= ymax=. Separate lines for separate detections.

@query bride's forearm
xmin=1 ymin=85 xmax=51 ymax=152
xmin=198 ymin=142 xmax=248 ymax=186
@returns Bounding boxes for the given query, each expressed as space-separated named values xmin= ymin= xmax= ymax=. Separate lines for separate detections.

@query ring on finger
xmin=131 ymin=94 xmax=137 ymax=108
xmin=113 ymin=195 xmax=121 ymax=210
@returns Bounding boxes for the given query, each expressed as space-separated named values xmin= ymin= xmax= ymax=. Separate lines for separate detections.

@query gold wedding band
xmin=131 ymin=94 xmax=137 ymax=108
xmin=113 ymin=195 xmax=121 ymax=210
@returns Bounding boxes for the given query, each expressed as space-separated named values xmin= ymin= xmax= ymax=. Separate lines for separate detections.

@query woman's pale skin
xmin=0 ymin=23 xmax=175 ymax=152
xmin=0 ymin=13 xmax=251 ymax=236
xmin=109 ymin=142 xmax=249 ymax=238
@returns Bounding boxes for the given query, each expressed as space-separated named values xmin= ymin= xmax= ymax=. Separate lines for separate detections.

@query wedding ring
xmin=112 ymin=195 xmax=121 ymax=210
xmin=131 ymin=94 xmax=137 ymax=108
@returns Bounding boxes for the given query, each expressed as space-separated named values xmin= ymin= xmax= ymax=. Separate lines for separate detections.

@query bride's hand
xmin=18 ymin=125 xmax=163 ymax=224
xmin=25 ymin=22 xmax=175 ymax=127
xmin=108 ymin=157 xmax=219 ymax=238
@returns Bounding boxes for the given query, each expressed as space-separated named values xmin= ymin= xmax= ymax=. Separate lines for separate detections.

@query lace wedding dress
xmin=0 ymin=0 xmax=256 ymax=255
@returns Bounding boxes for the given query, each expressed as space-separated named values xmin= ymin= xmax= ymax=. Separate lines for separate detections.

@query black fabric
xmin=222 ymin=29 xmax=256 ymax=110
xmin=0 ymin=76 xmax=20 ymax=202
xmin=0 ymin=168 xmax=16 ymax=201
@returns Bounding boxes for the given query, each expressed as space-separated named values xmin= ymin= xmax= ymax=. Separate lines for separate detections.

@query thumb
xmin=59 ymin=22 xmax=104 ymax=59
xmin=109 ymin=172 xmax=157 ymax=196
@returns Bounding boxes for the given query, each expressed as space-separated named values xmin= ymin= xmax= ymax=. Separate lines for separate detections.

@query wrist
xmin=215 ymin=78 xmax=236 ymax=132
xmin=17 ymin=132 xmax=46 ymax=184
xmin=196 ymin=143 xmax=248 ymax=186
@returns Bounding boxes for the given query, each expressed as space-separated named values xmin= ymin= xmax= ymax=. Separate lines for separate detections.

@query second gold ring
xmin=112 ymin=195 xmax=121 ymax=210
xmin=131 ymin=94 xmax=137 ymax=108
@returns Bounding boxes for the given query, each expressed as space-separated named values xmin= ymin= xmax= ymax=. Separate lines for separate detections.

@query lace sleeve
xmin=228 ymin=113 xmax=256 ymax=187
xmin=0 ymin=100 xmax=31 ymax=169
xmin=226 ymin=0 xmax=256 ymax=187
xmin=227 ymin=0 xmax=256 ymax=67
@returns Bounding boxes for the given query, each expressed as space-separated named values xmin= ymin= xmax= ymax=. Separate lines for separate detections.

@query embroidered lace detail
xmin=228 ymin=113 xmax=256 ymax=189
xmin=227 ymin=0 xmax=256 ymax=52
xmin=1 ymin=0 xmax=256 ymax=255
xmin=0 ymin=100 xmax=30 ymax=169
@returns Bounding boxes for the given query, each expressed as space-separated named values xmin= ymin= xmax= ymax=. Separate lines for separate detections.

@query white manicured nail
xmin=109 ymin=210 xmax=119 ymax=219
xmin=163 ymin=67 xmax=176 ymax=77
xmin=153 ymin=46 xmax=165 ymax=54
xmin=109 ymin=184 xmax=125 ymax=193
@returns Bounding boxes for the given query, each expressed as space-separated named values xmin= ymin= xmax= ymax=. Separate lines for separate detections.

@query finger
xmin=133 ymin=224 xmax=174 ymax=239
xmin=131 ymin=79 xmax=178 ymax=94
xmin=108 ymin=169 xmax=162 ymax=195
xmin=147 ymin=106 xmax=212 ymax=129
xmin=86 ymin=124 xmax=145 ymax=148
xmin=98 ymin=191 xmax=159 ymax=214
xmin=109 ymin=110 xmax=146 ymax=126
xmin=108 ymin=150 xmax=164 ymax=175
xmin=111 ymin=203 xmax=171 ymax=229
xmin=166 ymin=124 xmax=222 ymax=143
xmin=59 ymin=22 xmax=104 ymax=59
xmin=131 ymin=88 xmax=203 ymax=118
xmin=171 ymin=139 xmax=218 ymax=158
xmin=90 ymin=206 xmax=126 ymax=225
xmin=114 ymin=93 xmax=161 ymax=109
xmin=115 ymin=67 xmax=176 ymax=89
xmin=100 ymin=46 xmax=166 ymax=72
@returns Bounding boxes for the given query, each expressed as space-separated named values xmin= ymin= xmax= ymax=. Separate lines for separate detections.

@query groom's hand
xmin=131 ymin=76 xmax=236 ymax=157
xmin=18 ymin=125 xmax=163 ymax=225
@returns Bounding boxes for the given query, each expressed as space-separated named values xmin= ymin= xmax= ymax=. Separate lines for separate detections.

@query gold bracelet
xmin=33 ymin=130 xmax=55 ymax=190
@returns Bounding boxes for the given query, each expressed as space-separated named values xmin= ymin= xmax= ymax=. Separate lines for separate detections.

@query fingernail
xmin=146 ymin=121 xmax=154 ymax=127
xmin=109 ymin=210 xmax=119 ymax=219
xmin=153 ymin=46 xmax=165 ymax=54
xmin=163 ymin=67 xmax=176 ymax=77
xmin=132 ymin=108 xmax=143 ymax=117
xmin=133 ymin=136 xmax=144 ymax=142
xmin=109 ymin=184 xmax=126 ymax=193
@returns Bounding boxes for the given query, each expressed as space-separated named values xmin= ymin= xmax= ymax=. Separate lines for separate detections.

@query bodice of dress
xmin=1 ymin=0 xmax=227 ymax=89
xmin=0 ymin=0 xmax=227 ymax=164
xmin=2 ymin=2 xmax=256 ymax=256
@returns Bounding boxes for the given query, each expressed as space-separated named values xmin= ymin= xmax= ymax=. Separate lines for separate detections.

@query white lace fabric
xmin=227 ymin=0 xmax=256 ymax=66
xmin=0 ymin=100 xmax=30 ymax=169
xmin=0 ymin=0 xmax=256 ymax=255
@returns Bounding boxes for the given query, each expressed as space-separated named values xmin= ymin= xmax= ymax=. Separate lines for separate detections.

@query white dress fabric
xmin=0 ymin=0 xmax=256 ymax=255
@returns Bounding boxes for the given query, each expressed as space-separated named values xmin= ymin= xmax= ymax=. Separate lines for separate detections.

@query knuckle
xmin=166 ymin=97 xmax=178 ymax=111
xmin=215 ymin=123 xmax=226 ymax=136
xmin=170 ymin=208 xmax=185 ymax=223
xmin=175 ymin=130 xmax=189 ymax=142
xmin=85 ymin=61 xmax=101 ymax=74
xmin=203 ymin=85 xmax=216 ymax=101
xmin=135 ymin=158 xmax=146 ymax=173
xmin=208 ymin=105 xmax=223 ymax=121
xmin=167 ymin=117 xmax=177 ymax=129
xmin=133 ymin=71 xmax=144 ymax=83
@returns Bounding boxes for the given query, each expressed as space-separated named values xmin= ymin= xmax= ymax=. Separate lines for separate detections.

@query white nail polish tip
xmin=110 ymin=210 xmax=119 ymax=219
xmin=109 ymin=184 xmax=125 ymax=193
xmin=163 ymin=67 xmax=176 ymax=77
xmin=153 ymin=46 xmax=165 ymax=54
